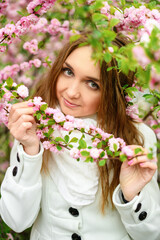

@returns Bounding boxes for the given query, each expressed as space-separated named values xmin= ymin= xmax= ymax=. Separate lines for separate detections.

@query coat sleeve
xmin=113 ymin=123 xmax=160 ymax=240
xmin=0 ymin=140 xmax=44 ymax=233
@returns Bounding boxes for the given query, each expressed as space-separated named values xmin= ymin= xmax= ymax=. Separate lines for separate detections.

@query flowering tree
xmin=0 ymin=0 xmax=160 ymax=238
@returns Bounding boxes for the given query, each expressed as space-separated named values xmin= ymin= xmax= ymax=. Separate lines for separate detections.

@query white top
xmin=0 ymin=122 xmax=160 ymax=240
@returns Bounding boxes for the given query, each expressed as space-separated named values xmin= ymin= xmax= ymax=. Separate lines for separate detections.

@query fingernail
xmin=128 ymin=160 xmax=133 ymax=165
xmin=140 ymin=163 xmax=144 ymax=166
xmin=28 ymin=102 xmax=34 ymax=107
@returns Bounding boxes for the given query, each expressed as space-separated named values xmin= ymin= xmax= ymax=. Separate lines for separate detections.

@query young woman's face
xmin=56 ymin=46 xmax=101 ymax=117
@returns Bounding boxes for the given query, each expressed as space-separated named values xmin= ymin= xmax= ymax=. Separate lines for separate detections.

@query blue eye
xmin=62 ymin=67 xmax=73 ymax=77
xmin=87 ymin=80 xmax=99 ymax=90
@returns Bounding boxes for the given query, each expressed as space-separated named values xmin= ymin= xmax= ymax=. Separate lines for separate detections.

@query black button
xmin=135 ymin=203 xmax=142 ymax=213
xmin=71 ymin=233 xmax=81 ymax=240
xmin=69 ymin=207 xmax=79 ymax=217
xmin=12 ymin=166 xmax=18 ymax=176
xmin=139 ymin=211 xmax=147 ymax=221
xmin=17 ymin=153 xmax=20 ymax=162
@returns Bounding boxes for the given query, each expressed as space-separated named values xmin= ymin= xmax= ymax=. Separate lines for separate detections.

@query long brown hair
xmin=34 ymin=34 xmax=143 ymax=211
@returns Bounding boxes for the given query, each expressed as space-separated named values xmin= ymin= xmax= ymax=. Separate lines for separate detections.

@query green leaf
xmin=147 ymin=153 xmax=153 ymax=160
xmin=107 ymin=150 xmax=113 ymax=157
xmin=85 ymin=156 xmax=94 ymax=163
xmin=36 ymin=113 xmax=42 ymax=120
xmin=40 ymin=103 xmax=48 ymax=111
xmin=92 ymin=13 xmax=106 ymax=22
xmin=121 ymin=0 xmax=126 ymax=5
xmin=97 ymin=141 xmax=103 ymax=149
xmin=134 ymin=148 xmax=142 ymax=155
xmin=47 ymin=119 xmax=55 ymax=125
xmin=80 ymin=150 xmax=90 ymax=157
xmin=38 ymin=41 xmax=44 ymax=49
xmin=12 ymin=91 xmax=18 ymax=97
xmin=56 ymin=145 xmax=62 ymax=151
xmin=70 ymin=34 xmax=81 ymax=43
xmin=79 ymin=138 xmax=87 ymax=149
xmin=6 ymin=77 xmax=13 ymax=87
xmin=69 ymin=137 xmax=78 ymax=143
xmin=114 ymin=151 xmax=120 ymax=157
xmin=0 ymin=43 xmax=8 ymax=47
xmin=104 ymin=52 xmax=112 ymax=63
xmin=100 ymin=151 xmax=105 ymax=158
xmin=68 ymin=144 xmax=73 ymax=148
xmin=64 ymin=135 xmax=69 ymax=143
xmin=48 ymin=128 xmax=54 ymax=136
xmin=99 ymin=159 xmax=106 ymax=166
xmin=113 ymin=143 xmax=117 ymax=152
xmin=109 ymin=18 xmax=120 ymax=28
xmin=55 ymin=137 xmax=65 ymax=143
xmin=120 ymin=154 xmax=127 ymax=162
xmin=17 ymin=10 xmax=25 ymax=16
xmin=34 ymin=5 xmax=42 ymax=12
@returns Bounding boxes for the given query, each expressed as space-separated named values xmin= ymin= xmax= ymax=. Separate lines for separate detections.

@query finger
xmin=8 ymin=106 xmax=34 ymax=125
xmin=128 ymin=155 xmax=147 ymax=166
xmin=139 ymin=161 xmax=157 ymax=171
xmin=9 ymin=115 xmax=35 ymax=136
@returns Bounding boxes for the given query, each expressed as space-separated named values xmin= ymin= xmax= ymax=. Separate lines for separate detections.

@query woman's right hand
xmin=8 ymin=101 xmax=40 ymax=155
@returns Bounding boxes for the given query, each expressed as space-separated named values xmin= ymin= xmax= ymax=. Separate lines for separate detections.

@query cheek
xmin=56 ymin=77 xmax=63 ymax=97
xmin=85 ymin=94 xmax=101 ymax=110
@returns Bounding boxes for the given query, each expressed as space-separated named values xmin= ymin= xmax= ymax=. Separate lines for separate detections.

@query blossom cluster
xmin=0 ymin=14 xmax=39 ymax=52
xmin=0 ymin=0 xmax=57 ymax=52
xmin=0 ymin=59 xmax=42 ymax=83
xmin=100 ymin=4 xmax=160 ymax=41
xmin=0 ymin=81 xmax=152 ymax=165
xmin=27 ymin=0 xmax=56 ymax=16
xmin=0 ymin=0 xmax=9 ymax=14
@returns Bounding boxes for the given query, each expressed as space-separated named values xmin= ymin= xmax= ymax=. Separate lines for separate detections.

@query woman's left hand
xmin=120 ymin=145 xmax=157 ymax=202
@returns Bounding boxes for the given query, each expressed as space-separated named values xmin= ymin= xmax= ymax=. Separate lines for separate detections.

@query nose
xmin=66 ymin=81 xmax=81 ymax=99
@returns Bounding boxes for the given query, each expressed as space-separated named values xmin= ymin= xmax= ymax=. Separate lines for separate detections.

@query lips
xmin=63 ymin=97 xmax=80 ymax=108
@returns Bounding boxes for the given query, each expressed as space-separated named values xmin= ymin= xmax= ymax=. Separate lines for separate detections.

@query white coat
xmin=0 ymin=122 xmax=160 ymax=240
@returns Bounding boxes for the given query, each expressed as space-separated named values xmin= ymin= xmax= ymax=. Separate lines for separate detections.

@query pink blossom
xmin=150 ymin=67 xmax=160 ymax=90
xmin=3 ymin=92 xmax=12 ymax=101
xmin=92 ymin=138 xmax=101 ymax=147
xmin=43 ymin=141 xmax=51 ymax=149
xmin=6 ymin=233 xmax=14 ymax=240
xmin=20 ymin=62 xmax=31 ymax=71
xmin=116 ymin=138 xmax=126 ymax=148
xmin=66 ymin=115 xmax=74 ymax=123
xmin=132 ymin=46 xmax=151 ymax=68
xmin=4 ymin=24 xmax=16 ymax=36
xmin=36 ymin=129 xmax=45 ymax=139
xmin=108 ymin=138 xmax=120 ymax=152
xmin=121 ymin=146 xmax=134 ymax=158
xmin=54 ymin=112 xmax=66 ymax=123
xmin=33 ymin=96 xmax=42 ymax=107
xmin=75 ymin=119 xmax=85 ymax=129
xmin=45 ymin=107 xmax=55 ymax=115
xmin=95 ymin=127 xmax=104 ymax=136
xmin=101 ymin=132 xmax=112 ymax=140
xmin=18 ymin=76 xmax=32 ymax=87
xmin=0 ymin=45 xmax=6 ymax=52
xmin=89 ymin=148 xmax=101 ymax=159
xmin=70 ymin=148 xmax=80 ymax=159
xmin=126 ymin=104 xmax=141 ymax=121
xmin=50 ymin=145 xmax=60 ymax=153
xmin=33 ymin=59 xmax=41 ymax=68
xmin=17 ymin=85 xmax=29 ymax=98
xmin=63 ymin=121 xmax=74 ymax=131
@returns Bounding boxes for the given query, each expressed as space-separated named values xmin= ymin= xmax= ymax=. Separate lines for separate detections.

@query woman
xmin=0 ymin=35 xmax=160 ymax=240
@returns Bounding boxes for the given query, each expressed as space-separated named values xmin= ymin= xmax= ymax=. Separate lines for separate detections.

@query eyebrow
xmin=64 ymin=61 xmax=100 ymax=83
